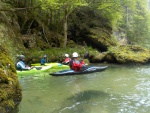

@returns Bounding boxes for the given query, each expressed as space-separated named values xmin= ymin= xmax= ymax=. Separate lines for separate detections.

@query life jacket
xmin=62 ymin=57 xmax=71 ymax=65
xmin=40 ymin=58 xmax=46 ymax=65
xmin=70 ymin=59 xmax=84 ymax=71
xmin=16 ymin=61 xmax=26 ymax=70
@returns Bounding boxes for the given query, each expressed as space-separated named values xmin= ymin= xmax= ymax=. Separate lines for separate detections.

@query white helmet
xmin=65 ymin=54 xmax=69 ymax=57
xmin=19 ymin=55 xmax=25 ymax=59
xmin=72 ymin=52 xmax=78 ymax=57
xmin=44 ymin=54 xmax=47 ymax=57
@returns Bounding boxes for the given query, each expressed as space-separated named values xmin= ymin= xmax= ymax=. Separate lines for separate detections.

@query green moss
xmin=0 ymin=45 xmax=22 ymax=112
xmin=0 ymin=99 xmax=15 ymax=110
xmin=107 ymin=45 xmax=150 ymax=64
xmin=23 ymin=47 xmax=93 ymax=63
xmin=0 ymin=69 xmax=8 ymax=83
xmin=0 ymin=45 xmax=16 ymax=72
xmin=89 ymin=27 xmax=117 ymax=47
xmin=0 ymin=89 xmax=8 ymax=100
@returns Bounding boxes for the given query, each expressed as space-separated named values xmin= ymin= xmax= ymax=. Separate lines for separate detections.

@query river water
xmin=13 ymin=64 xmax=150 ymax=113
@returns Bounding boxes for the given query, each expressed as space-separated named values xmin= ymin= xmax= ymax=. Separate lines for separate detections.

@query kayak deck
xmin=17 ymin=65 xmax=52 ymax=75
xmin=17 ymin=63 xmax=69 ymax=75
xmin=31 ymin=63 xmax=69 ymax=67
xmin=50 ymin=66 xmax=107 ymax=76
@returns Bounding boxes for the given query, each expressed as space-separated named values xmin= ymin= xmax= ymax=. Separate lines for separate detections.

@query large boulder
xmin=106 ymin=45 xmax=150 ymax=64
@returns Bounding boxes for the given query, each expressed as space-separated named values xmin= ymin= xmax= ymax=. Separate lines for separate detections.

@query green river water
xmin=12 ymin=64 xmax=150 ymax=113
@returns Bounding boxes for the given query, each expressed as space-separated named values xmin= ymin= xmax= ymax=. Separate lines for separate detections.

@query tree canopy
xmin=39 ymin=0 xmax=88 ymax=47
xmin=2 ymin=0 xmax=150 ymax=48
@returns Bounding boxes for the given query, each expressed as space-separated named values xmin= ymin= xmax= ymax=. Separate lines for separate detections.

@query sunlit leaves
xmin=40 ymin=0 xmax=87 ymax=10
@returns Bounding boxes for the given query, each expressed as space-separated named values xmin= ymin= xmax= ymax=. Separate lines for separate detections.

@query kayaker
xmin=40 ymin=54 xmax=47 ymax=65
xmin=16 ymin=55 xmax=32 ymax=70
xmin=69 ymin=52 xmax=85 ymax=71
xmin=62 ymin=54 xmax=71 ymax=65
xmin=84 ymin=52 xmax=89 ymax=59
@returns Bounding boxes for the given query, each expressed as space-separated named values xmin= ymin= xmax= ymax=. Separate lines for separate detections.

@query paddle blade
xmin=35 ymin=67 xmax=42 ymax=70
xmin=84 ymin=52 xmax=89 ymax=59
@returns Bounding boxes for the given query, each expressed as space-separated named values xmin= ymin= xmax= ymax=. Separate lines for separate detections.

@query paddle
xmin=83 ymin=52 xmax=89 ymax=59
xmin=32 ymin=66 xmax=42 ymax=70
xmin=80 ymin=52 xmax=90 ymax=71
xmin=80 ymin=52 xmax=89 ymax=63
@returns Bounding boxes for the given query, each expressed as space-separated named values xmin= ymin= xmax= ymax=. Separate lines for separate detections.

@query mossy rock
xmin=89 ymin=51 xmax=107 ymax=63
xmin=106 ymin=45 xmax=150 ymax=64
xmin=0 ymin=45 xmax=22 ymax=112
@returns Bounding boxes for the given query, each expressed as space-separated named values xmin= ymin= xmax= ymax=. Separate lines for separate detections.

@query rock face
xmin=0 ymin=2 xmax=22 ymax=112
xmin=0 ymin=45 xmax=22 ymax=113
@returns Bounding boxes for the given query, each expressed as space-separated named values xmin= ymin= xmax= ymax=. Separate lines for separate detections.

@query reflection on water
xmin=11 ymin=64 xmax=150 ymax=113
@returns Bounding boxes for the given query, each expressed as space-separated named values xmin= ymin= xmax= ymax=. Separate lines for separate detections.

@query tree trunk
xmin=63 ymin=10 xmax=68 ymax=48
xmin=24 ymin=0 xmax=27 ymax=7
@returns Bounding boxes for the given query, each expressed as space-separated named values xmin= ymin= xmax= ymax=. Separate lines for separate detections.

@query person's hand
xmin=30 ymin=66 xmax=34 ymax=69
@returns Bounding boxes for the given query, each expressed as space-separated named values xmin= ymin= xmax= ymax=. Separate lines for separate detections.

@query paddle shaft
xmin=32 ymin=66 xmax=42 ymax=70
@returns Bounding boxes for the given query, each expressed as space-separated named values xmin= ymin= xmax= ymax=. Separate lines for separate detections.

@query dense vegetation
xmin=2 ymin=0 xmax=150 ymax=49
xmin=0 ymin=0 xmax=149 ymax=63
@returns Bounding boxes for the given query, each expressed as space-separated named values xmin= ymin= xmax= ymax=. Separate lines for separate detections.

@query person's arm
xmin=80 ymin=60 xmax=85 ymax=66
xmin=62 ymin=58 xmax=71 ymax=65
xmin=23 ymin=67 xmax=31 ymax=70
xmin=65 ymin=58 xmax=71 ymax=63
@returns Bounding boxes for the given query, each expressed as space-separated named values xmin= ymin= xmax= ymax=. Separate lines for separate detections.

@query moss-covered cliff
xmin=0 ymin=2 xmax=26 ymax=62
xmin=0 ymin=45 xmax=22 ymax=113
xmin=0 ymin=2 xmax=22 ymax=112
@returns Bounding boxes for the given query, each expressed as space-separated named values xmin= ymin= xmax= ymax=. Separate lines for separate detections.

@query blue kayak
xmin=49 ymin=66 xmax=107 ymax=76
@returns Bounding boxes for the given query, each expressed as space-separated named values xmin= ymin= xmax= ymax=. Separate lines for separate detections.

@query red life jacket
xmin=64 ymin=58 xmax=71 ymax=63
xmin=70 ymin=59 xmax=85 ymax=71
xmin=62 ymin=57 xmax=71 ymax=65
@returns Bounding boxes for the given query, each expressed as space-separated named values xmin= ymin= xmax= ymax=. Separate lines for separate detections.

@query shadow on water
xmin=67 ymin=90 xmax=109 ymax=102
xmin=52 ymin=90 xmax=110 ymax=113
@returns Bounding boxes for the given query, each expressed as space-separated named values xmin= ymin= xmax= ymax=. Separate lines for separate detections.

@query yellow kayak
xmin=17 ymin=65 xmax=52 ymax=75
xmin=31 ymin=63 xmax=69 ymax=67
